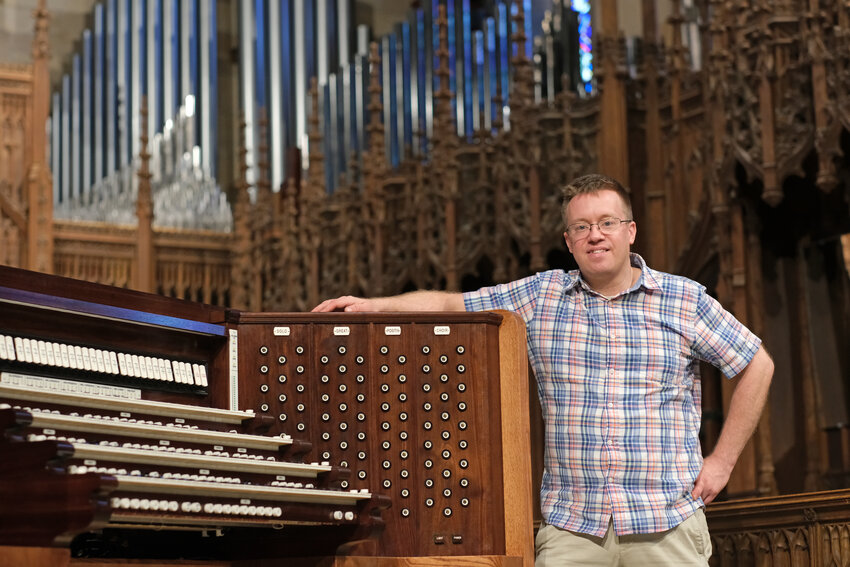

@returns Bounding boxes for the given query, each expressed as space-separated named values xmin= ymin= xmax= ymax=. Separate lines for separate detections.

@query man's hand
xmin=312 ymin=296 xmax=381 ymax=312
xmin=691 ymin=453 xmax=734 ymax=504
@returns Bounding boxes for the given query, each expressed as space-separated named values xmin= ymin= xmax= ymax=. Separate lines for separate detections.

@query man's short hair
xmin=560 ymin=174 xmax=633 ymax=228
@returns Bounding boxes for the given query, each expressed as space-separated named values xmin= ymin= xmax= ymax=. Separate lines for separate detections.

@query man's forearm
xmin=312 ymin=291 xmax=465 ymax=312
xmin=692 ymin=345 xmax=774 ymax=503
xmin=375 ymin=291 xmax=465 ymax=311
xmin=711 ymin=345 xmax=774 ymax=468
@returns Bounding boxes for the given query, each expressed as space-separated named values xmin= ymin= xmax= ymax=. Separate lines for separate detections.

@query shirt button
xmin=608 ymin=370 xmax=615 ymax=377
xmin=608 ymin=402 xmax=614 ymax=408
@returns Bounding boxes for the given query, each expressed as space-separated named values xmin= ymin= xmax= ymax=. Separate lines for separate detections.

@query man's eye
xmin=601 ymin=220 xmax=617 ymax=228
xmin=572 ymin=225 xmax=588 ymax=232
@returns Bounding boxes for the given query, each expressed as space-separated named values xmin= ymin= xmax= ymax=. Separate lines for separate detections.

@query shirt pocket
xmin=634 ymin=318 xmax=693 ymax=386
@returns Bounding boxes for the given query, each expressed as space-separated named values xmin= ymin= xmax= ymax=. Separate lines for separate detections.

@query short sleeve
xmin=692 ymin=289 xmax=761 ymax=378
xmin=462 ymin=273 xmax=541 ymax=325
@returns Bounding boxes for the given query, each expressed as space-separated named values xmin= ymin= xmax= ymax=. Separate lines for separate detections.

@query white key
xmin=0 ymin=335 xmax=8 ymax=360
xmin=158 ymin=358 xmax=169 ymax=381
xmin=173 ymin=361 xmax=184 ymax=384
xmin=38 ymin=341 xmax=49 ymax=365
xmin=117 ymin=353 xmax=129 ymax=376
xmin=22 ymin=339 xmax=34 ymax=364
xmin=72 ymin=346 xmax=83 ymax=369
xmin=59 ymin=344 xmax=70 ymax=368
xmin=106 ymin=351 xmax=118 ymax=374
xmin=131 ymin=355 xmax=142 ymax=379
xmin=143 ymin=357 xmax=155 ymax=380
xmin=29 ymin=339 xmax=42 ymax=365
xmin=94 ymin=350 xmax=106 ymax=373
xmin=80 ymin=347 xmax=92 ymax=371
xmin=192 ymin=364 xmax=202 ymax=386
xmin=45 ymin=342 xmax=56 ymax=367
xmin=197 ymin=365 xmax=208 ymax=387
xmin=12 ymin=337 xmax=23 ymax=361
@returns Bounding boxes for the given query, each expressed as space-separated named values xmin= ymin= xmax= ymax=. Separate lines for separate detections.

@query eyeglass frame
xmin=565 ymin=217 xmax=634 ymax=239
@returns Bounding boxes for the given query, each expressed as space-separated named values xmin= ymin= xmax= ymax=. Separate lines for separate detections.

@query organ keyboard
xmin=0 ymin=265 xmax=534 ymax=567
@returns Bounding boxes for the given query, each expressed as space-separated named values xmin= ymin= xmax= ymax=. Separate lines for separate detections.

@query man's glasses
xmin=566 ymin=217 xmax=632 ymax=238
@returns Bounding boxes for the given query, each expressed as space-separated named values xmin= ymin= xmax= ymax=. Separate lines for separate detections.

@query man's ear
xmin=564 ymin=231 xmax=573 ymax=254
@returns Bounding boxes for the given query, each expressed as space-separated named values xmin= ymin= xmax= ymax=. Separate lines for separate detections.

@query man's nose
xmin=587 ymin=224 xmax=605 ymax=239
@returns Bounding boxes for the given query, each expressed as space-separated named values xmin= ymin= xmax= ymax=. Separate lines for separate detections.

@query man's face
xmin=563 ymin=189 xmax=636 ymax=283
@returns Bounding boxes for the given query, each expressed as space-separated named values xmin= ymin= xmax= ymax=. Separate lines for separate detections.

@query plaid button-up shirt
xmin=463 ymin=254 xmax=760 ymax=536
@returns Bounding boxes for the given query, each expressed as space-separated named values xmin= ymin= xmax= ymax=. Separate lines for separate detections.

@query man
xmin=313 ymin=174 xmax=773 ymax=566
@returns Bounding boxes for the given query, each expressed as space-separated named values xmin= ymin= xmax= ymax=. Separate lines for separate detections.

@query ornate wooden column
xmin=808 ymin=0 xmax=838 ymax=191
xmin=230 ymin=117 xmax=253 ymax=311
xmin=26 ymin=0 xmax=53 ymax=274
xmin=135 ymin=98 xmax=154 ymax=293
xmin=432 ymin=4 xmax=459 ymax=291
xmin=667 ymin=0 xmax=687 ymax=260
xmin=302 ymin=78 xmax=326 ymax=309
xmin=640 ymin=0 xmax=668 ymax=271
xmin=596 ymin=0 xmax=629 ymax=185
xmin=363 ymin=43 xmax=388 ymax=295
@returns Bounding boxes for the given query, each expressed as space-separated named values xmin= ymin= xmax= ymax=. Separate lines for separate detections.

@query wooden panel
xmin=232 ymin=311 xmax=531 ymax=562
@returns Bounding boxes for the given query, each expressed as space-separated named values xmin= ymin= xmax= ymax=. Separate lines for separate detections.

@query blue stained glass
xmin=572 ymin=0 xmax=593 ymax=92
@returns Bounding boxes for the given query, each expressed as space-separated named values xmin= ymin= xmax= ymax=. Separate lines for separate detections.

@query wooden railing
xmin=708 ymin=489 xmax=850 ymax=566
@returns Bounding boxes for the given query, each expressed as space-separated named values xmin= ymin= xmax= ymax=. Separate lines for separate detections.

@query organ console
xmin=0 ymin=265 xmax=534 ymax=566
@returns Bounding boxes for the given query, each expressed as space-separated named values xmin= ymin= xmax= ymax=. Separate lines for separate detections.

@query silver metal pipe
xmin=337 ymin=0 xmax=350 ymax=66
xmin=180 ymin=0 xmax=191 ymax=100
xmin=199 ymin=0 xmax=213 ymax=175
xmin=130 ymin=0 xmax=141 ymax=159
xmin=424 ymin=2 xmax=434 ymax=140
xmin=71 ymin=55 xmax=81 ymax=200
xmin=239 ymin=0 xmax=256 ymax=187
xmin=51 ymin=92 xmax=60 ymax=202
xmin=317 ymin=0 xmax=329 ymax=84
xmin=356 ymin=24 xmax=369 ymax=56
xmin=83 ymin=28 xmax=92 ymax=198
xmin=269 ymin=0 xmax=284 ymax=188
xmin=95 ymin=4 xmax=105 ymax=180
xmin=381 ymin=35 xmax=393 ymax=165
xmin=117 ymin=0 xmax=129 ymax=167
xmin=147 ymin=0 xmax=157 ymax=141
xmin=293 ymin=0 xmax=308 ymax=167
xmin=163 ymin=0 xmax=175 ymax=122
xmin=341 ymin=62 xmax=351 ymax=181
xmin=408 ymin=9 xmax=420 ymax=156
xmin=62 ymin=75 xmax=70 ymax=203
xmin=106 ymin=0 xmax=117 ymax=175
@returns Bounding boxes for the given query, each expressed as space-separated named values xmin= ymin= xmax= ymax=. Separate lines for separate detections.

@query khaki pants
xmin=535 ymin=509 xmax=712 ymax=567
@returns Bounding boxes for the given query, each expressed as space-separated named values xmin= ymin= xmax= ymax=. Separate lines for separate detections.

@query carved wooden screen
xmin=0 ymin=64 xmax=32 ymax=268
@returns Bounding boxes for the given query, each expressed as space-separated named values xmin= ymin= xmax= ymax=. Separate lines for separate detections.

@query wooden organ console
xmin=0 ymin=265 xmax=534 ymax=567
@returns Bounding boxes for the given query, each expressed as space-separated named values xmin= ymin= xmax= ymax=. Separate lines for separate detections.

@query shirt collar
xmin=564 ymin=253 xmax=663 ymax=295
